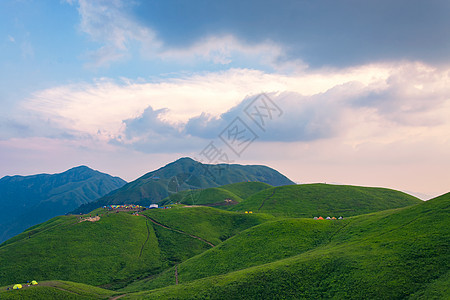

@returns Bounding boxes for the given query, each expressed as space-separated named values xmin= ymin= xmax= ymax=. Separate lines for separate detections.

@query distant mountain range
xmin=72 ymin=157 xmax=295 ymax=214
xmin=0 ymin=166 xmax=126 ymax=243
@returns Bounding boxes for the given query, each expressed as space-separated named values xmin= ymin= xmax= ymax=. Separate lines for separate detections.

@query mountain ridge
xmin=0 ymin=166 xmax=126 ymax=243
xmin=72 ymin=157 xmax=295 ymax=213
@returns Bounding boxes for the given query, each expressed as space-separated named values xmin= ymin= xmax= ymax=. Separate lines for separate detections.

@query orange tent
xmin=317 ymin=216 xmax=324 ymax=220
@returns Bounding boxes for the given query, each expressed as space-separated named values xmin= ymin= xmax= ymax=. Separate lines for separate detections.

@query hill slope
xmin=159 ymin=182 xmax=272 ymax=206
xmin=229 ymin=183 xmax=422 ymax=217
xmin=73 ymin=157 xmax=294 ymax=213
xmin=0 ymin=166 xmax=126 ymax=243
xmin=122 ymin=192 xmax=449 ymax=299
xmin=0 ymin=206 xmax=270 ymax=289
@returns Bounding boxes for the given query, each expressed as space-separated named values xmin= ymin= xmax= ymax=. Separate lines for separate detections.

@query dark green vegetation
xmin=73 ymin=157 xmax=294 ymax=213
xmin=229 ymin=183 xmax=422 ymax=217
xmin=0 ymin=166 xmax=126 ymax=243
xmin=160 ymin=181 xmax=272 ymax=206
xmin=0 ymin=178 xmax=447 ymax=299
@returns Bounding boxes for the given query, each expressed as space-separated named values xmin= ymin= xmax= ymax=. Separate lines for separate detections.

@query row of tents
xmin=8 ymin=281 xmax=38 ymax=290
xmin=104 ymin=204 xmax=144 ymax=210
xmin=314 ymin=216 xmax=344 ymax=220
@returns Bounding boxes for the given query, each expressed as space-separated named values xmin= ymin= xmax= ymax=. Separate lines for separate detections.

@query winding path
xmin=138 ymin=218 xmax=151 ymax=259
xmin=258 ymin=187 xmax=279 ymax=211
xmin=143 ymin=215 xmax=215 ymax=247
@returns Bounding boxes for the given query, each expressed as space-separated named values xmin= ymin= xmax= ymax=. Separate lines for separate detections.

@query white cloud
xmin=20 ymin=61 xmax=450 ymax=148
xmin=21 ymin=64 xmax=394 ymax=141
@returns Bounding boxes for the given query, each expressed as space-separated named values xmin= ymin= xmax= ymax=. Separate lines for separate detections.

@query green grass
xmin=160 ymin=187 xmax=244 ymax=206
xmin=159 ymin=181 xmax=272 ymax=206
xmin=219 ymin=182 xmax=272 ymax=199
xmin=229 ymin=183 xmax=422 ymax=217
xmin=0 ymin=280 xmax=118 ymax=299
xmin=0 ymin=184 xmax=447 ymax=299
xmin=0 ymin=206 xmax=272 ymax=290
xmin=0 ymin=209 xmax=216 ymax=289
xmin=122 ymin=193 xmax=449 ymax=299
xmin=122 ymin=218 xmax=348 ymax=292
xmin=142 ymin=206 xmax=273 ymax=245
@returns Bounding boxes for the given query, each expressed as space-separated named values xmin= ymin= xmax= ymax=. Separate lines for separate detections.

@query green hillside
xmin=0 ymin=182 xmax=446 ymax=299
xmin=122 ymin=218 xmax=347 ymax=292
xmin=159 ymin=182 xmax=271 ymax=206
xmin=229 ymin=183 xmax=422 ymax=217
xmin=141 ymin=206 xmax=272 ymax=246
xmin=0 ymin=206 xmax=271 ymax=289
xmin=0 ymin=166 xmax=126 ymax=243
xmin=220 ymin=182 xmax=273 ymax=199
xmin=0 ymin=209 xmax=210 ymax=289
xmin=72 ymin=158 xmax=294 ymax=213
xmin=160 ymin=187 xmax=244 ymax=206
xmin=122 ymin=192 xmax=449 ymax=299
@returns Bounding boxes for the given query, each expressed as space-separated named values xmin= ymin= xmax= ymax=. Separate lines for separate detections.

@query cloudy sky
xmin=1 ymin=0 xmax=449 ymax=199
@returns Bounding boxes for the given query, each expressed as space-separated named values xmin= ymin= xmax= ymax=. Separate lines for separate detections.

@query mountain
xmin=0 ymin=166 xmax=126 ymax=243
xmin=0 ymin=190 xmax=447 ymax=299
xmin=227 ymin=183 xmax=422 ymax=217
xmin=72 ymin=157 xmax=294 ymax=213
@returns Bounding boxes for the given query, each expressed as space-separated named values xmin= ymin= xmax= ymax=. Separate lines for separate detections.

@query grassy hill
xmin=120 ymin=192 xmax=449 ymax=299
xmin=0 ymin=182 xmax=446 ymax=299
xmin=228 ymin=183 xmax=422 ymax=217
xmin=0 ymin=206 xmax=271 ymax=289
xmin=159 ymin=181 xmax=272 ymax=206
xmin=0 ymin=209 xmax=210 ymax=289
xmin=72 ymin=158 xmax=293 ymax=213
xmin=0 ymin=166 xmax=126 ymax=243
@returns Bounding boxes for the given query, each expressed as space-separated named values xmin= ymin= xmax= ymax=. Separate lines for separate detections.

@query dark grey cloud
xmin=185 ymin=92 xmax=343 ymax=142
xmin=112 ymin=106 xmax=203 ymax=153
xmin=133 ymin=0 xmax=450 ymax=68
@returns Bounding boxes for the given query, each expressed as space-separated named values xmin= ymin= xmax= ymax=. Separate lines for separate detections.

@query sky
xmin=1 ymin=0 xmax=449 ymax=199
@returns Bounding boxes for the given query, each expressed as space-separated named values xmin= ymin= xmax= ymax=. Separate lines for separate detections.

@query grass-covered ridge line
xmin=160 ymin=181 xmax=272 ymax=206
xmin=160 ymin=187 xmax=244 ymax=206
xmin=229 ymin=183 xmax=422 ymax=217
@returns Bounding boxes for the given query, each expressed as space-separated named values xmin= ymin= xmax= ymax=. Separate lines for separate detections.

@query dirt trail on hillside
xmin=143 ymin=215 xmax=215 ymax=247
xmin=109 ymin=294 xmax=127 ymax=300
xmin=138 ymin=218 xmax=151 ymax=259
xmin=258 ymin=187 xmax=279 ymax=211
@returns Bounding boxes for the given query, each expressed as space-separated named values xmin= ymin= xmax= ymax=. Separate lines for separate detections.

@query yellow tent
xmin=245 ymin=211 xmax=248 ymax=214
xmin=31 ymin=280 xmax=38 ymax=285
xmin=249 ymin=211 xmax=253 ymax=214
xmin=13 ymin=284 xmax=22 ymax=289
